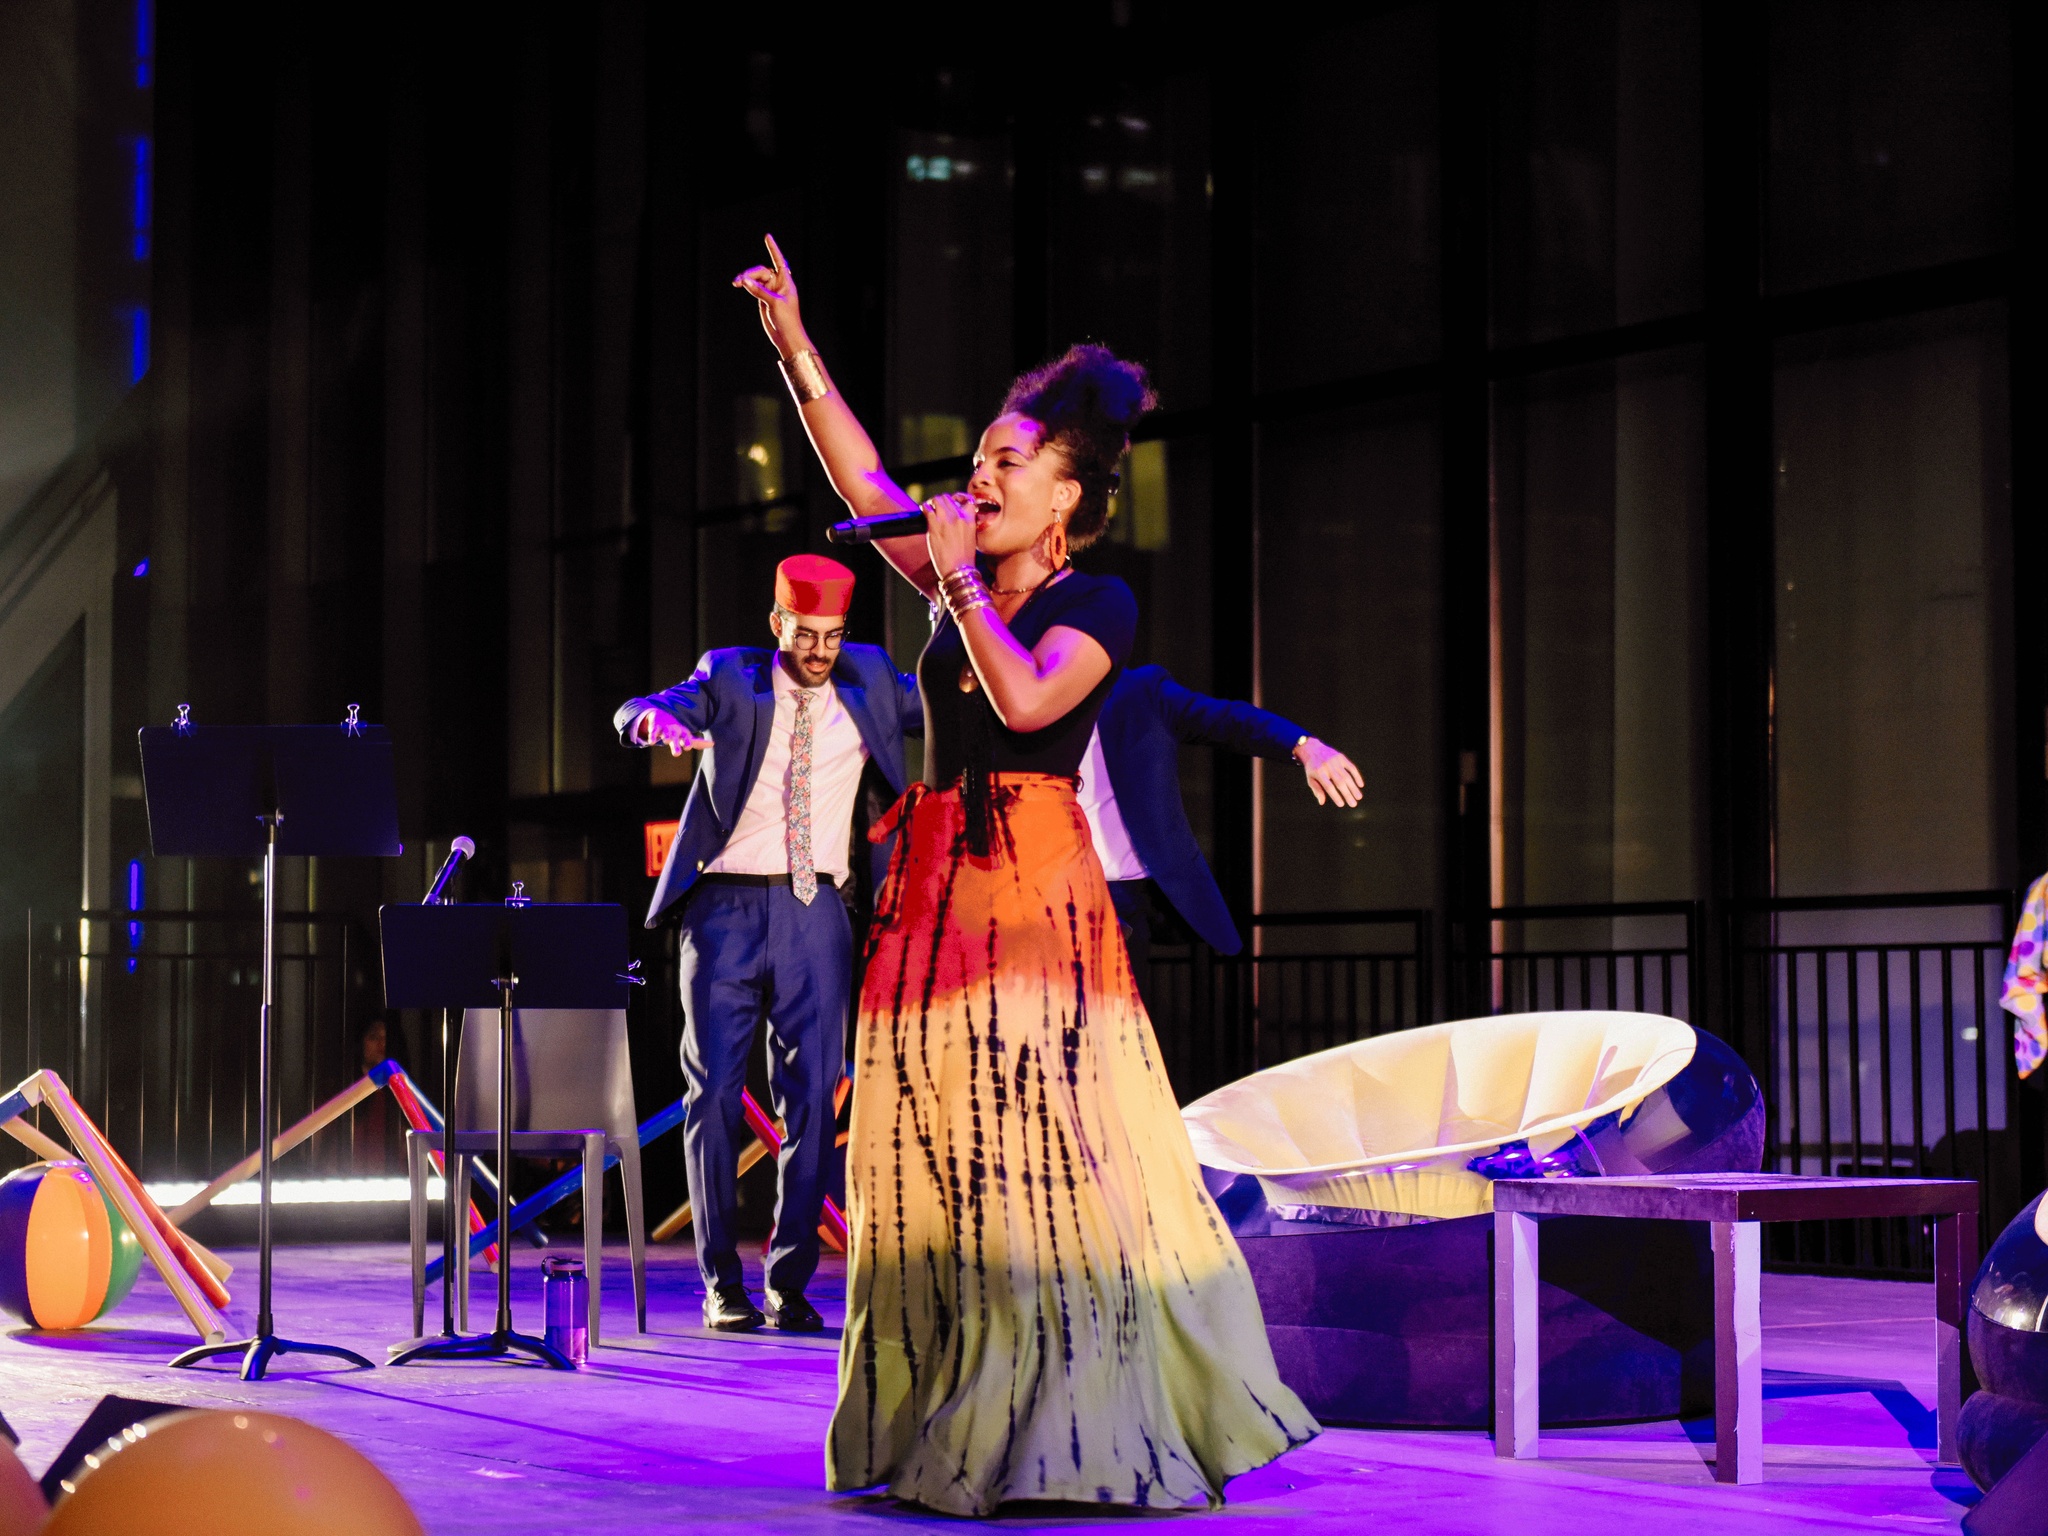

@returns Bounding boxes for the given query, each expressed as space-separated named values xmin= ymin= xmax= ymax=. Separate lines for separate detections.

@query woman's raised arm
xmin=734 ymin=235 xmax=939 ymax=597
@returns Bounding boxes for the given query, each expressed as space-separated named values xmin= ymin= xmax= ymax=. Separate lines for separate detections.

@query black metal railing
xmin=1152 ymin=888 xmax=2028 ymax=1281
xmin=7 ymin=886 xmax=2028 ymax=1282
xmin=1489 ymin=900 xmax=1700 ymax=1021
xmin=1726 ymin=890 xmax=2024 ymax=1275
xmin=1151 ymin=909 xmax=1434 ymax=1103
xmin=1 ymin=909 xmax=384 ymax=1183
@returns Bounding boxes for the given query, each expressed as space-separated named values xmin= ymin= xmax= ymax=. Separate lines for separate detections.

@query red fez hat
xmin=775 ymin=553 xmax=855 ymax=616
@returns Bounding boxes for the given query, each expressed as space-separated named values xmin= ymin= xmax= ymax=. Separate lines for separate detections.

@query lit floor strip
xmin=143 ymin=1177 xmax=446 ymax=1207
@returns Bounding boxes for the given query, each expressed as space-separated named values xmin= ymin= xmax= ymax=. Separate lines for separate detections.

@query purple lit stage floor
xmin=0 ymin=1241 xmax=1973 ymax=1532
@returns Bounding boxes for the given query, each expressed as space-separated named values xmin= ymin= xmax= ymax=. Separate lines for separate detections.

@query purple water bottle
xmin=542 ymin=1254 xmax=588 ymax=1366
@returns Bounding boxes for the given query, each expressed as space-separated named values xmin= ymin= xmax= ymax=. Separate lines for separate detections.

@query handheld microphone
xmin=424 ymin=836 xmax=475 ymax=904
xmin=826 ymin=510 xmax=930 ymax=545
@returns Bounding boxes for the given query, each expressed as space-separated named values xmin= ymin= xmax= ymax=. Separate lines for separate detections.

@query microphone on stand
xmin=825 ymin=510 xmax=931 ymax=545
xmin=423 ymin=836 xmax=475 ymax=905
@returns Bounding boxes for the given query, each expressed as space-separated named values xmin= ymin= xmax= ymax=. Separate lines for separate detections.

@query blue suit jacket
xmin=1095 ymin=665 xmax=1308 ymax=956
xmin=614 ymin=644 xmax=921 ymax=928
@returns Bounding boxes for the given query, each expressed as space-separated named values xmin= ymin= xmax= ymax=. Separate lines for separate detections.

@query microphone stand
xmin=391 ymin=842 xmax=491 ymax=1365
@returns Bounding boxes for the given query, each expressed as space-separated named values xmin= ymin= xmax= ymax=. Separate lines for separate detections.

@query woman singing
xmin=735 ymin=236 xmax=1316 ymax=1516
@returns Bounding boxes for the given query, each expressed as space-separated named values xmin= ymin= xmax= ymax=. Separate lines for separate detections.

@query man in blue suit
xmin=614 ymin=555 xmax=918 ymax=1333
xmin=1082 ymin=666 xmax=1362 ymax=997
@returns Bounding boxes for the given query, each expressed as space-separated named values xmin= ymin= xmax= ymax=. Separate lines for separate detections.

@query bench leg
xmin=1713 ymin=1219 xmax=1763 ymax=1484
xmin=1494 ymin=1210 xmax=1539 ymax=1460
xmin=1933 ymin=1211 xmax=1976 ymax=1465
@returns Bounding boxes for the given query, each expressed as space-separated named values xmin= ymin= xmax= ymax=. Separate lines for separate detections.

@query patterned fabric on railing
xmin=2002 ymin=872 xmax=2047 ymax=1079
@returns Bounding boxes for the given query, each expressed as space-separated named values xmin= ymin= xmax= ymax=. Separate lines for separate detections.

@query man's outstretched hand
xmin=1293 ymin=737 xmax=1364 ymax=808
xmin=634 ymin=709 xmax=712 ymax=756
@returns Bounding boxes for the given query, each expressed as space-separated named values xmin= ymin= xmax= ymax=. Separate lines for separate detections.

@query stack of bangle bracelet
xmin=939 ymin=566 xmax=992 ymax=621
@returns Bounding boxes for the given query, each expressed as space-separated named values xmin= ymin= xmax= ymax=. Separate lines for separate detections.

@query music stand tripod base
xmin=171 ymin=1333 xmax=376 ymax=1382
xmin=389 ymin=1329 xmax=569 ymax=1368
xmin=390 ymin=972 xmax=572 ymax=1371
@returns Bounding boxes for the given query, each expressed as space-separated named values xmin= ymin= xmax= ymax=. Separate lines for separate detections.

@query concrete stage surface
xmin=0 ymin=1241 xmax=1974 ymax=1532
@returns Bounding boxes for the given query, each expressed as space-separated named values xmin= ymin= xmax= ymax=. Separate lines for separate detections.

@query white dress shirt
xmin=703 ymin=662 xmax=869 ymax=884
xmin=1077 ymin=727 xmax=1150 ymax=882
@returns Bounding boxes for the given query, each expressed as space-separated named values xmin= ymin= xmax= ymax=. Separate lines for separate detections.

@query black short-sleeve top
xmin=918 ymin=570 xmax=1139 ymax=786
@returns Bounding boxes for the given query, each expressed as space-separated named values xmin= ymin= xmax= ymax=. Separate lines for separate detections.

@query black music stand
xmin=140 ymin=717 xmax=402 ymax=1381
xmin=379 ymin=902 xmax=627 ymax=1368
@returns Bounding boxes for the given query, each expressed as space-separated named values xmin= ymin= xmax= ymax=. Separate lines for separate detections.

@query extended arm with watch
xmin=1149 ymin=670 xmax=1365 ymax=809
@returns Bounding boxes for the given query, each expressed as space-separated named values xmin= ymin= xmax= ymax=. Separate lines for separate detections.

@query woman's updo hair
xmin=997 ymin=344 xmax=1156 ymax=551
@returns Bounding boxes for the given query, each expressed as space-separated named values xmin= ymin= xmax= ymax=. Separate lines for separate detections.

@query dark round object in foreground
xmin=1959 ymin=1389 xmax=2048 ymax=1493
xmin=1960 ymin=1190 xmax=2048 ymax=1490
xmin=1969 ymin=1192 xmax=2048 ymax=1408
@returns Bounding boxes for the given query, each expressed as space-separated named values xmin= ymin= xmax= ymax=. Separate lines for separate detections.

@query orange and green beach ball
xmin=0 ymin=1161 xmax=142 ymax=1329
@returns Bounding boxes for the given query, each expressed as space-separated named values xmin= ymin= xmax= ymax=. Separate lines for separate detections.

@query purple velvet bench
xmin=1491 ymin=1173 xmax=1979 ymax=1484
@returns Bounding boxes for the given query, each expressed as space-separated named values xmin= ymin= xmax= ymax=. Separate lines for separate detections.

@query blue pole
xmin=424 ymin=1095 xmax=688 ymax=1281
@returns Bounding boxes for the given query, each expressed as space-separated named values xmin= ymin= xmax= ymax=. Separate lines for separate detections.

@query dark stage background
xmin=0 ymin=0 xmax=2040 ymax=1272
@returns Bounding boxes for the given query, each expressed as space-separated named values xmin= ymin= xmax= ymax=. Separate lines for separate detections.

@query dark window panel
xmin=1773 ymin=301 xmax=2012 ymax=894
xmin=698 ymin=194 xmax=808 ymax=513
xmin=1766 ymin=0 xmax=2013 ymax=295
xmin=1254 ymin=4 xmax=1441 ymax=390
xmin=1491 ymin=348 xmax=1707 ymax=910
xmin=889 ymin=130 xmax=1013 ymax=460
xmin=1048 ymin=73 xmax=1211 ymax=408
xmin=697 ymin=508 xmax=810 ymax=656
xmin=1491 ymin=0 xmax=1704 ymax=346
xmin=1256 ymin=397 xmax=1441 ymax=914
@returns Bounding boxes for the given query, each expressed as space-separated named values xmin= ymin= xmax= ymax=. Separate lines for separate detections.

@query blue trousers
xmin=676 ymin=879 xmax=850 ymax=1294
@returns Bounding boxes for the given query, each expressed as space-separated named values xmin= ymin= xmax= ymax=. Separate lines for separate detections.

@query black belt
xmin=695 ymin=871 xmax=837 ymax=891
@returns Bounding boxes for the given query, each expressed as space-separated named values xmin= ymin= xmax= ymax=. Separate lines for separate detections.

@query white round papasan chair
xmin=1182 ymin=1010 xmax=1698 ymax=1223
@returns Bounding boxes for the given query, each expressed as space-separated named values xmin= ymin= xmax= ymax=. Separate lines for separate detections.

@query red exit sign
xmin=643 ymin=820 xmax=680 ymax=878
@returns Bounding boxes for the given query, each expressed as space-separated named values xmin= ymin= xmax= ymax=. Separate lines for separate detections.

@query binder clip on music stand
xmin=380 ymin=899 xmax=629 ymax=1368
xmin=140 ymin=706 xmax=402 ymax=1380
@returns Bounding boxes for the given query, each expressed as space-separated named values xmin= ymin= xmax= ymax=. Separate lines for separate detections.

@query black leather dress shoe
xmin=702 ymin=1283 xmax=765 ymax=1332
xmin=764 ymin=1288 xmax=824 ymax=1332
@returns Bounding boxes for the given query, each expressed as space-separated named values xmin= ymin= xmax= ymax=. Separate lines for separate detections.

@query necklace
xmin=988 ymin=561 xmax=1068 ymax=596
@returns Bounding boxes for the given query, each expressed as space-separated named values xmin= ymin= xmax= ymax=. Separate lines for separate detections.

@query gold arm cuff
xmin=779 ymin=348 xmax=834 ymax=405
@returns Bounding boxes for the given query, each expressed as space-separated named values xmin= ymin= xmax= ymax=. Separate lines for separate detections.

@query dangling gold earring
xmin=1043 ymin=516 xmax=1069 ymax=571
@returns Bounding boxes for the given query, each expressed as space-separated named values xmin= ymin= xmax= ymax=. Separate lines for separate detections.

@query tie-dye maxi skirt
xmin=827 ymin=774 xmax=1317 ymax=1516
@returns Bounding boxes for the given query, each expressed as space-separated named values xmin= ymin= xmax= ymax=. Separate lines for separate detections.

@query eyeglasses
xmin=787 ymin=628 xmax=845 ymax=652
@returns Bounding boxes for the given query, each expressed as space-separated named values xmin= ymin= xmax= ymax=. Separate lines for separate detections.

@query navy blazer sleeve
xmin=1149 ymin=669 xmax=1308 ymax=760
xmin=613 ymin=651 xmax=721 ymax=746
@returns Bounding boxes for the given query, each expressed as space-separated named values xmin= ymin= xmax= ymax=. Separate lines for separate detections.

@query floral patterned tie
xmin=787 ymin=689 xmax=816 ymax=905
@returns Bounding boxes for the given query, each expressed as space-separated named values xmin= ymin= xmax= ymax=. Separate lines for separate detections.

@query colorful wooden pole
xmin=382 ymin=1065 xmax=499 ymax=1268
xmin=3 ymin=1091 xmax=236 ymax=1283
xmin=424 ymin=1093 xmax=693 ymax=1282
xmin=739 ymin=1088 xmax=849 ymax=1251
xmin=153 ymin=1059 xmax=500 ymax=1269
xmin=0 ymin=1071 xmax=229 ymax=1344
xmin=166 ymin=1060 xmax=395 ymax=1224
xmin=651 ymin=1078 xmax=852 ymax=1250
xmin=1 ymin=1115 xmax=69 ymax=1164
